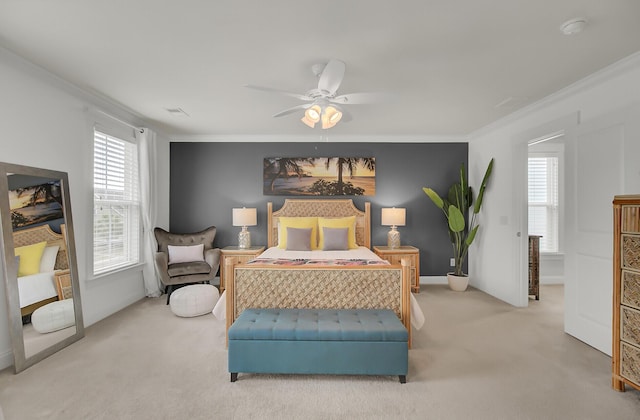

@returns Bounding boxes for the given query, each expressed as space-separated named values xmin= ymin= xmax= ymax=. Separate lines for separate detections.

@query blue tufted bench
xmin=228 ymin=308 xmax=408 ymax=383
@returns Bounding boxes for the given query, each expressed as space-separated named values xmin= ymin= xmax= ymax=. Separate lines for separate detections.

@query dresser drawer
xmin=622 ymin=205 xmax=640 ymax=233
xmin=622 ymin=270 xmax=640 ymax=310
xmin=622 ymin=234 xmax=640 ymax=271
xmin=621 ymin=306 xmax=640 ymax=347
xmin=621 ymin=341 xmax=640 ymax=385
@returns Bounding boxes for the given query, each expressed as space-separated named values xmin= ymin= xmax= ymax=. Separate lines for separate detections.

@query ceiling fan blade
xmin=330 ymin=92 xmax=387 ymax=104
xmin=317 ymin=59 xmax=345 ymax=95
xmin=272 ymin=103 xmax=311 ymax=118
xmin=244 ymin=84 xmax=311 ymax=101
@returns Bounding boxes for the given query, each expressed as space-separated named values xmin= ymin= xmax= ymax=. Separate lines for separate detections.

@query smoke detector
xmin=560 ymin=18 xmax=587 ymax=35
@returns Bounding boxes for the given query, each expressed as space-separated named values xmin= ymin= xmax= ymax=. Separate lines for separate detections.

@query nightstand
xmin=373 ymin=245 xmax=420 ymax=293
xmin=220 ymin=246 xmax=265 ymax=292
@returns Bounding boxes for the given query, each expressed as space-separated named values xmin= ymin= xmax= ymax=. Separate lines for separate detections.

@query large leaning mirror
xmin=0 ymin=162 xmax=84 ymax=373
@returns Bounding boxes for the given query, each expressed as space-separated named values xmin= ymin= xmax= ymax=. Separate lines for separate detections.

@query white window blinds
xmin=528 ymin=156 xmax=559 ymax=253
xmin=93 ymin=129 xmax=141 ymax=275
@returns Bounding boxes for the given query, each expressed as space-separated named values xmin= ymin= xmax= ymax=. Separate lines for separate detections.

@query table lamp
xmin=232 ymin=207 xmax=257 ymax=248
xmin=381 ymin=207 xmax=406 ymax=249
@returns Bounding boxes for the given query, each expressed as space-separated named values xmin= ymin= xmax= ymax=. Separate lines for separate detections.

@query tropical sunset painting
xmin=9 ymin=181 xmax=64 ymax=229
xmin=263 ymin=157 xmax=376 ymax=196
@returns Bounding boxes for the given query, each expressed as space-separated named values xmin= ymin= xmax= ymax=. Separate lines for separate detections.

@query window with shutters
xmin=528 ymin=154 xmax=559 ymax=253
xmin=93 ymin=129 xmax=141 ymax=275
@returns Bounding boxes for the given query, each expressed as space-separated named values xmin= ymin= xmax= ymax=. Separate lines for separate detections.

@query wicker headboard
xmin=267 ymin=199 xmax=371 ymax=249
xmin=12 ymin=224 xmax=69 ymax=270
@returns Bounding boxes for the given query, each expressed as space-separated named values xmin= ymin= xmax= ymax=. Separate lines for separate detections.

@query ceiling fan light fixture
xmin=321 ymin=105 xmax=342 ymax=129
xmin=305 ymin=104 xmax=321 ymax=122
xmin=301 ymin=104 xmax=322 ymax=128
xmin=301 ymin=114 xmax=316 ymax=128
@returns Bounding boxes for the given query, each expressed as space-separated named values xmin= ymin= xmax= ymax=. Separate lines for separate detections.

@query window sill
xmin=89 ymin=262 xmax=145 ymax=281
xmin=540 ymin=252 xmax=564 ymax=260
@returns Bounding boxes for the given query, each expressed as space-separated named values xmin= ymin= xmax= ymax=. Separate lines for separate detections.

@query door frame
xmin=511 ymin=113 xmax=579 ymax=307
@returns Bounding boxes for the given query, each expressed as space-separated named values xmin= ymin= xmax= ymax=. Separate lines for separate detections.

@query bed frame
xmin=13 ymin=224 xmax=70 ymax=316
xmin=224 ymin=199 xmax=412 ymax=346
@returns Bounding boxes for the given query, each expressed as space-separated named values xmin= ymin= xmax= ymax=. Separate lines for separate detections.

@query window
xmin=528 ymin=155 xmax=559 ymax=253
xmin=93 ymin=129 xmax=141 ymax=275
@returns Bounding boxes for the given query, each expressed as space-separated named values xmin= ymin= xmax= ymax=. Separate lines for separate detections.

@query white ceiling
xmin=1 ymin=1 xmax=640 ymax=138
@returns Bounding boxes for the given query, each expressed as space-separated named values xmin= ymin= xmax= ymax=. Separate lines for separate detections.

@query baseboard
xmin=541 ymin=276 xmax=564 ymax=285
xmin=84 ymin=293 xmax=145 ymax=327
xmin=0 ymin=347 xmax=14 ymax=371
xmin=420 ymin=276 xmax=447 ymax=285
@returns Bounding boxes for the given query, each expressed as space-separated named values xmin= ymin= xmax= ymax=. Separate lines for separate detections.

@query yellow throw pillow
xmin=15 ymin=241 xmax=47 ymax=277
xmin=318 ymin=216 xmax=357 ymax=249
xmin=278 ymin=217 xmax=318 ymax=250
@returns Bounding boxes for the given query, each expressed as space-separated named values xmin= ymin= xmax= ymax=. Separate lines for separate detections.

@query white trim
xmin=0 ymin=348 xmax=13 ymax=371
xmin=87 ymin=262 xmax=144 ymax=282
xmin=420 ymin=275 xmax=448 ymax=285
xmin=541 ymin=252 xmax=565 ymax=260
xmin=470 ymin=51 xmax=640 ymax=140
xmin=171 ymin=134 xmax=470 ymax=143
xmin=0 ymin=45 xmax=164 ymax=136
xmin=541 ymin=276 xmax=564 ymax=285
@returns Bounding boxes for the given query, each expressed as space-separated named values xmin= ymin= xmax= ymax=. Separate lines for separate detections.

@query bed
xmin=221 ymin=199 xmax=420 ymax=346
xmin=13 ymin=224 xmax=70 ymax=317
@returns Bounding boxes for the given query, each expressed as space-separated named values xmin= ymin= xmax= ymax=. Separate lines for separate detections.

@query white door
xmin=563 ymin=120 xmax=624 ymax=355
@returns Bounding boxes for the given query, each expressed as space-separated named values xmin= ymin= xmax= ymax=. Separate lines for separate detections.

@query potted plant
xmin=422 ymin=158 xmax=494 ymax=291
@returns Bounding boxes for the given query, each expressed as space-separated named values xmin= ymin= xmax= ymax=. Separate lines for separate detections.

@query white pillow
xmin=39 ymin=245 xmax=60 ymax=273
xmin=168 ymin=244 xmax=205 ymax=264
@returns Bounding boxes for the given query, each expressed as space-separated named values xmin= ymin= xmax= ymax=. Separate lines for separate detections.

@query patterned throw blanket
xmin=244 ymin=258 xmax=391 ymax=267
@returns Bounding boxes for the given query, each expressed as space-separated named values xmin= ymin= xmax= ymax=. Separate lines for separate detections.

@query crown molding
xmin=0 ymin=45 xmax=165 ymax=135
xmin=171 ymin=134 xmax=469 ymax=143
xmin=470 ymin=50 xmax=640 ymax=139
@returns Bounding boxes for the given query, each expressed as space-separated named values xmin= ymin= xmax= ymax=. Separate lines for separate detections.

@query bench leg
xmin=399 ymin=375 xmax=406 ymax=384
xmin=230 ymin=372 xmax=238 ymax=382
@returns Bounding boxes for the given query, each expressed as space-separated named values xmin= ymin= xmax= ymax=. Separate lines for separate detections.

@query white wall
xmin=0 ymin=48 xmax=170 ymax=369
xmin=468 ymin=52 xmax=640 ymax=307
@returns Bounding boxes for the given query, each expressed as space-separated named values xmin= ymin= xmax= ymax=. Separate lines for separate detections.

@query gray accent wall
xmin=170 ymin=142 xmax=467 ymax=276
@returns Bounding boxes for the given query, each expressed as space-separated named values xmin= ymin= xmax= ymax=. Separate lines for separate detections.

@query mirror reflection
xmin=1 ymin=163 xmax=84 ymax=372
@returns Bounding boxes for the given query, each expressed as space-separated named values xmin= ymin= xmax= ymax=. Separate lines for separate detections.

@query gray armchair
xmin=153 ymin=226 xmax=221 ymax=304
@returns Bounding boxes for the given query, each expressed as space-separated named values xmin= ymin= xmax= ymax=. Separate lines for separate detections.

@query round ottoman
xmin=170 ymin=284 xmax=219 ymax=317
xmin=31 ymin=299 xmax=75 ymax=333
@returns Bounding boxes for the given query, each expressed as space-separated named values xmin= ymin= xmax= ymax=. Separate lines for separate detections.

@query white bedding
xmin=18 ymin=271 xmax=57 ymax=308
xmin=212 ymin=247 xmax=425 ymax=330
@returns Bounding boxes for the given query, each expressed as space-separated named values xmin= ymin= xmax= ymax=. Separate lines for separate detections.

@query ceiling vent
xmin=165 ymin=107 xmax=190 ymax=117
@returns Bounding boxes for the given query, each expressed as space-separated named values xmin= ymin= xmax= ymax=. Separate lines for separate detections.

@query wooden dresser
xmin=612 ymin=195 xmax=640 ymax=392
xmin=528 ymin=235 xmax=541 ymax=300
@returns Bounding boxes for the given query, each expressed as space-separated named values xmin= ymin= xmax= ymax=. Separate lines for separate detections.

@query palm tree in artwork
xmin=324 ymin=157 xmax=375 ymax=194
xmin=264 ymin=158 xmax=317 ymax=192
xmin=15 ymin=182 xmax=62 ymax=207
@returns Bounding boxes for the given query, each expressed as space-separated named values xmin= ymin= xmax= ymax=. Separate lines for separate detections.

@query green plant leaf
xmin=481 ymin=158 xmax=494 ymax=187
xmin=448 ymin=205 xmax=465 ymax=232
xmin=423 ymin=187 xmax=444 ymax=209
xmin=474 ymin=185 xmax=485 ymax=214
xmin=465 ymin=225 xmax=479 ymax=246
xmin=474 ymin=158 xmax=494 ymax=213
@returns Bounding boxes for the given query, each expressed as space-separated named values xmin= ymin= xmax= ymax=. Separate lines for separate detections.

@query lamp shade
xmin=232 ymin=207 xmax=257 ymax=227
xmin=381 ymin=208 xmax=406 ymax=226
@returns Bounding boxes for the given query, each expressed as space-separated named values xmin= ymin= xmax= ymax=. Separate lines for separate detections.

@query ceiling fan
xmin=245 ymin=59 xmax=381 ymax=129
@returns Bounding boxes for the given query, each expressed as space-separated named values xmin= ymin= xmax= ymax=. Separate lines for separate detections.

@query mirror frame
xmin=0 ymin=162 xmax=84 ymax=373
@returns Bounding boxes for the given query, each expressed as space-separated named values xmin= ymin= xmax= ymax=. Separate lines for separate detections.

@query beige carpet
xmin=0 ymin=285 xmax=639 ymax=420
